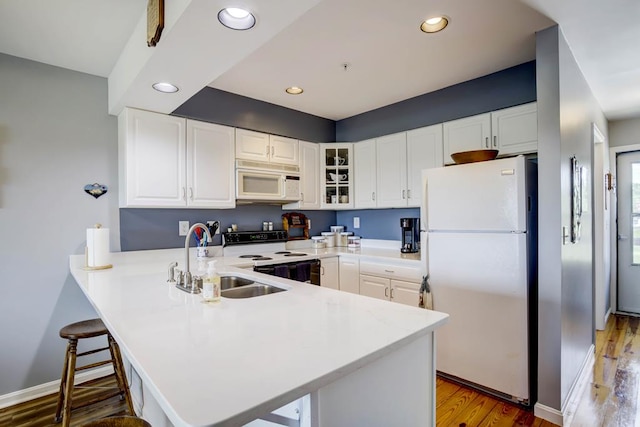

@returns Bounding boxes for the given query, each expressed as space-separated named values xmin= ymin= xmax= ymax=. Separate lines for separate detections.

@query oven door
xmin=254 ymin=260 xmax=320 ymax=285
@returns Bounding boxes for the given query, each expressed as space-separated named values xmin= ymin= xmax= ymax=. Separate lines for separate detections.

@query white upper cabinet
xmin=119 ymin=108 xmax=235 ymax=208
xmin=376 ymin=133 xmax=408 ymax=208
xmin=354 ymin=139 xmax=377 ymax=208
xmin=491 ymin=102 xmax=538 ymax=155
xmin=443 ymin=102 xmax=538 ymax=164
xmin=235 ymin=129 xmax=299 ymax=165
xmin=320 ymin=143 xmax=354 ymax=209
xmin=284 ymin=141 xmax=320 ymax=210
xmin=406 ymin=124 xmax=443 ymax=207
xmin=269 ymin=135 xmax=300 ymax=165
xmin=443 ymin=113 xmax=491 ymax=163
xmin=186 ymin=121 xmax=236 ymax=208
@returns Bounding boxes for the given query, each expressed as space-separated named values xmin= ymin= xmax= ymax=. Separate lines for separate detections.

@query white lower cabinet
xmin=338 ymin=256 xmax=360 ymax=294
xmin=358 ymin=260 xmax=421 ymax=307
xmin=320 ymin=257 xmax=339 ymax=289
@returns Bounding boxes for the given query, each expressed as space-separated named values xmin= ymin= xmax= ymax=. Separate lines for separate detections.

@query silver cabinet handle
xmin=189 ymin=187 xmax=194 ymax=201
xmin=390 ymin=288 xmax=395 ymax=299
xmin=271 ymin=146 xmax=275 ymax=156
xmin=485 ymin=137 xmax=489 ymax=148
xmin=266 ymin=145 xmax=270 ymax=156
xmin=301 ymin=192 xmax=304 ymax=200
xmin=493 ymin=135 xmax=497 ymax=147
xmin=384 ymin=287 xmax=389 ymax=298
xmin=402 ymin=190 xmax=406 ymax=199
xmin=384 ymin=269 xmax=395 ymax=273
xmin=372 ymin=192 xmax=376 ymax=201
xmin=407 ymin=189 xmax=411 ymax=199
xmin=321 ymin=266 xmax=325 ymax=275
xmin=182 ymin=187 xmax=186 ymax=201
xmin=618 ymin=234 xmax=629 ymax=241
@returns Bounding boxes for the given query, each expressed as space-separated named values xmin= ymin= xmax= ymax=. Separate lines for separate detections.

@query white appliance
xmin=422 ymin=155 xmax=537 ymax=405
xmin=236 ymin=159 xmax=300 ymax=202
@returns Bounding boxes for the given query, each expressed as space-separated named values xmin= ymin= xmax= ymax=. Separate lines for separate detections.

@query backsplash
xmin=120 ymin=206 xmax=336 ymax=251
xmin=336 ymin=208 xmax=420 ymax=241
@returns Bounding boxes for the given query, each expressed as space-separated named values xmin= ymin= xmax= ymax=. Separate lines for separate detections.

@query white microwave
xmin=236 ymin=160 xmax=300 ymax=202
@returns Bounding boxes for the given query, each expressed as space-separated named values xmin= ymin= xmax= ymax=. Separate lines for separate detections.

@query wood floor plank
xmin=447 ymin=392 xmax=499 ymax=427
xmin=476 ymin=401 xmax=524 ymax=426
xmin=436 ymin=386 xmax=479 ymax=426
xmin=436 ymin=377 xmax=462 ymax=408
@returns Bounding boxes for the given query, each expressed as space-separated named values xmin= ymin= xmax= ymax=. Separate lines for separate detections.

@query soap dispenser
xmin=203 ymin=260 xmax=221 ymax=303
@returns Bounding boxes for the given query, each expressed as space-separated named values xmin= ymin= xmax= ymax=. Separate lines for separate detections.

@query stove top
xmin=284 ymin=253 xmax=307 ymax=257
xmin=274 ymin=251 xmax=291 ymax=254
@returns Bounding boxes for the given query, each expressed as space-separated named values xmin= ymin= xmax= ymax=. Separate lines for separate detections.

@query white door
xmin=390 ymin=280 xmax=420 ymax=307
xmin=376 ymin=133 xmax=408 ymax=208
xmin=298 ymin=141 xmax=320 ymax=209
xmin=354 ymin=139 xmax=377 ymax=208
xmin=235 ymin=129 xmax=269 ymax=161
xmin=359 ymin=275 xmax=389 ymax=301
xmin=443 ymin=113 xmax=490 ymax=164
xmin=617 ymin=151 xmax=640 ymax=313
xmin=186 ymin=121 xmax=236 ymax=208
xmin=339 ymin=257 xmax=360 ymax=294
xmin=269 ymin=135 xmax=299 ymax=165
xmin=407 ymin=124 xmax=443 ymax=207
xmin=320 ymin=257 xmax=339 ymax=290
xmin=491 ymin=103 xmax=538 ymax=155
xmin=426 ymin=156 xmax=527 ymax=232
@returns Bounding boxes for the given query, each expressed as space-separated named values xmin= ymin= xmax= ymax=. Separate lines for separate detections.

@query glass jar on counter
xmin=321 ymin=232 xmax=336 ymax=247
xmin=347 ymin=235 xmax=361 ymax=249
xmin=311 ymin=236 xmax=326 ymax=249
xmin=338 ymin=231 xmax=353 ymax=247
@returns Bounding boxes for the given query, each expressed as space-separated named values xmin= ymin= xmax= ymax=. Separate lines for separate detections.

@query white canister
xmin=338 ymin=231 xmax=352 ymax=247
xmin=311 ymin=236 xmax=326 ymax=249
xmin=347 ymin=235 xmax=361 ymax=249
xmin=321 ymin=232 xmax=336 ymax=247
xmin=330 ymin=225 xmax=344 ymax=233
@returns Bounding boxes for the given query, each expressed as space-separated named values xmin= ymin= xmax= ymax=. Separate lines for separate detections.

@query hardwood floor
xmin=1 ymin=314 xmax=637 ymax=426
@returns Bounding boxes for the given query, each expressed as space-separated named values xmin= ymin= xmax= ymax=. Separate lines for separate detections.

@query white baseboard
xmin=535 ymin=403 xmax=564 ymax=426
xmin=562 ymin=344 xmax=595 ymax=426
xmin=535 ymin=345 xmax=595 ymax=426
xmin=0 ymin=366 xmax=114 ymax=410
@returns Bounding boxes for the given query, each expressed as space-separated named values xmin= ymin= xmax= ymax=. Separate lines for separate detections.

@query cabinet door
xmin=491 ymin=102 xmax=538 ymax=155
xmin=320 ymin=257 xmax=339 ymax=290
xmin=339 ymin=257 xmax=360 ymax=294
xmin=390 ymin=279 xmax=420 ymax=307
xmin=353 ymin=139 xmax=377 ymax=208
xmin=299 ymin=141 xmax=320 ymax=208
xmin=359 ymin=274 xmax=389 ymax=301
xmin=376 ymin=133 xmax=408 ymax=208
xmin=406 ymin=124 xmax=443 ymax=207
xmin=320 ymin=143 xmax=353 ymax=209
xmin=120 ymin=108 xmax=186 ymax=207
xmin=186 ymin=121 xmax=236 ymax=208
xmin=235 ymin=129 xmax=269 ymax=161
xmin=443 ymin=113 xmax=491 ymax=165
xmin=269 ymin=135 xmax=300 ymax=165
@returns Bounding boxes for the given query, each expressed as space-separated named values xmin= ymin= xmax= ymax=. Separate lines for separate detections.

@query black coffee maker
xmin=400 ymin=218 xmax=420 ymax=253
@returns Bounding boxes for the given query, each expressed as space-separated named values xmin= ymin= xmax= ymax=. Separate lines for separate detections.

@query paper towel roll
xmin=87 ymin=226 xmax=110 ymax=267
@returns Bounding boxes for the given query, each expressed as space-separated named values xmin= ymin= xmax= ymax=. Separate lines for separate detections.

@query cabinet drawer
xmin=359 ymin=260 xmax=421 ymax=282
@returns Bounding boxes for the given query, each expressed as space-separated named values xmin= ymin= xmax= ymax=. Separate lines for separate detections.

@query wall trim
xmin=0 ymin=366 xmax=113 ymax=410
xmin=562 ymin=344 xmax=596 ymax=426
xmin=534 ymin=403 xmax=564 ymax=426
xmin=603 ymin=307 xmax=612 ymax=329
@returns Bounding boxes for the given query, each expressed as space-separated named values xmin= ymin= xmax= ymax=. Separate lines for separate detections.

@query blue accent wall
xmin=120 ymin=207 xmax=336 ymax=251
xmin=336 ymin=61 xmax=536 ymax=141
xmin=121 ymin=62 xmax=535 ymax=248
xmin=335 ymin=208 xmax=420 ymax=241
xmin=173 ymin=87 xmax=336 ymax=143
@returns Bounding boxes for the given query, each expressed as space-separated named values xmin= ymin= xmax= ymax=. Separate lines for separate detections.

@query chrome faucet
xmin=175 ymin=222 xmax=212 ymax=294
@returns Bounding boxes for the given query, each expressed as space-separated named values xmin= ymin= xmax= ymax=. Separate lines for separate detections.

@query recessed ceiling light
xmin=420 ymin=15 xmax=449 ymax=33
xmin=285 ymin=86 xmax=304 ymax=95
xmin=152 ymin=82 xmax=179 ymax=93
xmin=218 ymin=7 xmax=256 ymax=30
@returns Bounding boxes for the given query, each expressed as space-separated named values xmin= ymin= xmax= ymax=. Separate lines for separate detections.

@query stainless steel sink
xmin=220 ymin=276 xmax=255 ymax=290
xmin=217 ymin=276 xmax=286 ymax=298
xmin=222 ymin=283 xmax=285 ymax=299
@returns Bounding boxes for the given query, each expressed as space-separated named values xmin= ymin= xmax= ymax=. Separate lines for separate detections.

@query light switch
xmin=354 ymin=217 xmax=360 ymax=229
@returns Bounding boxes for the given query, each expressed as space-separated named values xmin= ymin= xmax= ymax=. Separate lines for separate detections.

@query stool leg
xmin=54 ymin=341 xmax=71 ymax=423
xmin=108 ymin=334 xmax=135 ymax=415
xmin=61 ymin=339 xmax=77 ymax=427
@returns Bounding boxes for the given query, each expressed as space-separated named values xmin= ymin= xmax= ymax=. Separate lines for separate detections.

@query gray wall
xmin=0 ymin=54 xmax=120 ymax=394
xmin=173 ymin=87 xmax=336 ymax=143
xmin=536 ymin=26 xmax=607 ymax=412
xmin=609 ymin=117 xmax=640 ymax=147
xmin=121 ymin=207 xmax=336 ymax=251
xmin=336 ymin=61 xmax=536 ymax=141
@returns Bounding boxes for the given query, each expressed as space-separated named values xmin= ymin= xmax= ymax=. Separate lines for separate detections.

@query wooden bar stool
xmin=54 ymin=318 xmax=135 ymax=427
xmin=81 ymin=415 xmax=151 ymax=427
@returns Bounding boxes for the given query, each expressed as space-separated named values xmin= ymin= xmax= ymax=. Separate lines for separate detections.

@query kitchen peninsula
xmin=69 ymin=248 xmax=448 ymax=426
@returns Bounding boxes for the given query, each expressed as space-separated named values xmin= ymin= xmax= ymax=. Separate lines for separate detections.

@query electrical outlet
xmin=179 ymin=221 xmax=190 ymax=236
xmin=206 ymin=220 xmax=221 ymax=235
xmin=353 ymin=217 xmax=360 ymax=229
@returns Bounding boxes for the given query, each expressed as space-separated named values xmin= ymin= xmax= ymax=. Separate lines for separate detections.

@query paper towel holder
xmin=84 ymin=223 xmax=113 ymax=270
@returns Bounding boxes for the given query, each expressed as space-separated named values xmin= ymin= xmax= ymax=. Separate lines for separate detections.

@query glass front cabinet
xmin=320 ymin=143 xmax=354 ymax=209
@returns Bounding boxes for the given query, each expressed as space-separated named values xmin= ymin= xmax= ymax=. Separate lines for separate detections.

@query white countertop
xmin=70 ymin=247 xmax=446 ymax=427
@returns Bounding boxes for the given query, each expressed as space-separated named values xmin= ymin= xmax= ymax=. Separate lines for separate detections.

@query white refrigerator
xmin=422 ymin=155 xmax=536 ymax=405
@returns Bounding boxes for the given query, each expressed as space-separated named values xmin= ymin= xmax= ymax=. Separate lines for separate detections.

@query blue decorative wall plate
xmin=84 ymin=183 xmax=108 ymax=199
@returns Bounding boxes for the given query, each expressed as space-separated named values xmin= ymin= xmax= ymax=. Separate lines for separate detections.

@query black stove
xmin=238 ymin=254 xmax=273 ymax=261
xmin=223 ymin=230 xmax=288 ymax=246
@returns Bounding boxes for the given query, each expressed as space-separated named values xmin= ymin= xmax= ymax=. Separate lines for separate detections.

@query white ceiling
xmin=0 ymin=0 xmax=638 ymax=121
